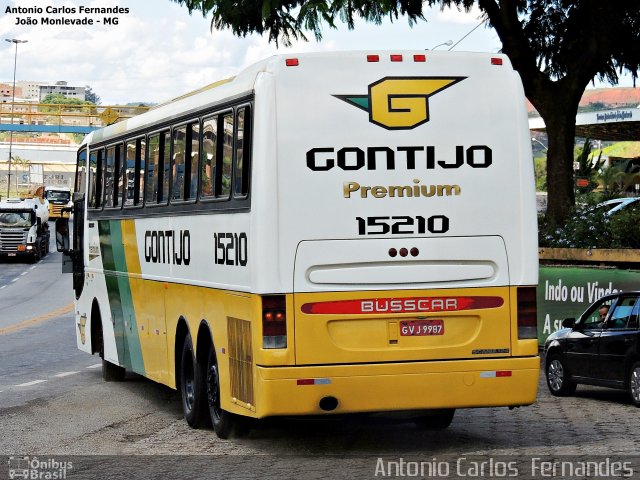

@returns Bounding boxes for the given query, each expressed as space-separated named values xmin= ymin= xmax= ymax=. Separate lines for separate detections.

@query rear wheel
xmin=180 ymin=333 xmax=208 ymax=428
xmin=414 ymin=409 xmax=455 ymax=430
xmin=628 ymin=362 xmax=640 ymax=407
xmin=206 ymin=347 xmax=249 ymax=439
xmin=546 ymin=354 xmax=577 ymax=396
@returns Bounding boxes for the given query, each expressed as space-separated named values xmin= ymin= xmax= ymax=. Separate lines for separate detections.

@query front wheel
xmin=546 ymin=354 xmax=577 ymax=396
xmin=628 ymin=362 xmax=640 ymax=407
xmin=102 ymin=359 xmax=125 ymax=381
xmin=206 ymin=348 xmax=249 ymax=439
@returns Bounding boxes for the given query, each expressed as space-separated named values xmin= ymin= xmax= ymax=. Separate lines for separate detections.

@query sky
xmin=0 ymin=0 xmax=635 ymax=105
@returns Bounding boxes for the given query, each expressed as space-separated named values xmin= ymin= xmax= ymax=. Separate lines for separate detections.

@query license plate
xmin=8 ymin=253 xmax=16 ymax=256
xmin=400 ymin=319 xmax=444 ymax=336
xmin=16 ymin=245 xmax=26 ymax=251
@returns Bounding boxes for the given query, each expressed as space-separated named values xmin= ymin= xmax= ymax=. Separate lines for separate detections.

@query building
xmin=0 ymin=83 xmax=23 ymax=98
xmin=15 ymin=81 xmax=47 ymax=100
xmin=38 ymin=81 xmax=85 ymax=102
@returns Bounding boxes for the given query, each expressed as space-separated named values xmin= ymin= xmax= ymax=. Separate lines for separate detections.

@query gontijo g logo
xmin=335 ymin=77 xmax=465 ymax=130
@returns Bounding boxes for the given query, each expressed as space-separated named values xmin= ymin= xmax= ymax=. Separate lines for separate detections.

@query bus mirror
xmin=562 ymin=318 xmax=576 ymax=328
xmin=55 ymin=217 xmax=70 ymax=252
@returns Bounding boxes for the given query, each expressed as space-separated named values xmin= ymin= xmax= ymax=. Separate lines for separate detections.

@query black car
xmin=544 ymin=292 xmax=640 ymax=406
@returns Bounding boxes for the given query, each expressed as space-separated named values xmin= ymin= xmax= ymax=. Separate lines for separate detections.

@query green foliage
xmin=84 ymin=87 xmax=101 ymax=105
xmin=534 ymin=155 xmax=547 ymax=191
xmin=539 ymin=196 xmax=640 ymax=249
xmin=41 ymin=93 xmax=97 ymax=114
xmin=42 ymin=93 xmax=87 ymax=105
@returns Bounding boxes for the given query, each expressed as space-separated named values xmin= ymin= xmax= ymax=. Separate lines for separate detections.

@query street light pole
xmin=531 ymin=137 xmax=548 ymax=152
xmin=5 ymin=38 xmax=28 ymax=198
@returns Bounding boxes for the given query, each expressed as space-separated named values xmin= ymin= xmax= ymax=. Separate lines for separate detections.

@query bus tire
xmin=180 ymin=333 xmax=208 ymax=428
xmin=102 ymin=359 xmax=126 ymax=381
xmin=206 ymin=347 xmax=249 ymax=439
xmin=414 ymin=409 xmax=455 ymax=430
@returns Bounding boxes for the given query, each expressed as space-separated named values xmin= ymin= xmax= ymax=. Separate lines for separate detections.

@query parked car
xmin=544 ymin=292 xmax=640 ymax=407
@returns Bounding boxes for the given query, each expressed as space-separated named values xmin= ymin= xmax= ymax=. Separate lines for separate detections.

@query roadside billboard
xmin=537 ymin=266 xmax=640 ymax=344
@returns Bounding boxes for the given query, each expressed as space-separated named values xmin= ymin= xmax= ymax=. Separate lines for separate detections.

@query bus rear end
xmin=256 ymin=51 xmax=538 ymax=418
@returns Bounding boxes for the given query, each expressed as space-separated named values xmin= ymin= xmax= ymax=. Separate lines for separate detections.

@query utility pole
xmin=5 ymin=38 xmax=28 ymax=198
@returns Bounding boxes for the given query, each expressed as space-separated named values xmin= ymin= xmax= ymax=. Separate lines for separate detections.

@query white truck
xmin=0 ymin=197 xmax=50 ymax=262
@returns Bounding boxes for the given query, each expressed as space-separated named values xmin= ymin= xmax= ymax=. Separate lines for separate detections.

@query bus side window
xmin=96 ymin=149 xmax=104 ymax=209
xmin=234 ymin=106 xmax=251 ymax=198
xmin=137 ymin=138 xmax=146 ymax=206
xmin=125 ymin=140 xmax=136 ymax=206
xmin=76 ymin=148 xmax=87 ymax=195
xmin=115 ymin=143 xmax=125 ymax=208
xmin=146 ymin=134 xmax=160 ymax=204
xmin=200 ymin=115 xmax=218 ymax=199
xmin=187 ymin=121 xmax=199 ymax=201
xmin=220 ymin=112 xmax=233 ymax=198
xmin=88 ymin=150 xmax=100 ymax=208
xmin=172 ymin=126 xmax=187 ymax=202
xmin=104 ymin=146 xmax=116 ymax=207
xmin=161 ymin=131 xmax=170 ymax=203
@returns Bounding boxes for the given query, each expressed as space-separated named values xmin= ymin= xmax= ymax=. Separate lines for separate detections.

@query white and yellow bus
xmin=58 ymin=51 xmax=539 ymax=438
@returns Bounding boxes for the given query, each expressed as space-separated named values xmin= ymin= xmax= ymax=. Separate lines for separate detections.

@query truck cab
xmin=0 ymin=198 xmax=50 ymax=262
xmin=44 ymin=187 xmax=72 ymax=219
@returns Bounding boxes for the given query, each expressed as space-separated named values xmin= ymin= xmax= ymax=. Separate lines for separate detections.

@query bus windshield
xmin=0 ymin=211 xmax=33 ymax=227
xmin=46 ymin=190 xmax=71 ymax=202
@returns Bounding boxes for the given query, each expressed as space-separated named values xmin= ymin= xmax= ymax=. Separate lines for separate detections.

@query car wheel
xmin=180 ymin=334 xmax=208 ymax=428
xmin=206 ymin=348 xmax=249 ymax=439
xmin=628 ymin=362 xmax=640 ymax=407
xmin=414 ymin=409 xmax=455 ymax=430
xmin=546 ymin=354 xmax=577 ymax=396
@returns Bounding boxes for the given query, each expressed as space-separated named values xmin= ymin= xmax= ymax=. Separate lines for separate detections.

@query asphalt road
xmin=1 ymin=231 xmax=640 ymax=479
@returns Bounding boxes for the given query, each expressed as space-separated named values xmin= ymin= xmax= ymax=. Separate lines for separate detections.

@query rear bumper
xmin=243 ymin=356 xmax=539 ymax=418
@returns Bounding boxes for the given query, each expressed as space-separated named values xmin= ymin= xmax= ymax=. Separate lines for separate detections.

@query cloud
xmin=1 ymin=0 xmax=501 ymax=104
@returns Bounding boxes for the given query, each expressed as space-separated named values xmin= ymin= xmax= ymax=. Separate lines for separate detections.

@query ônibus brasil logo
xmin=334 ymin=76 xmax=465 ymax=130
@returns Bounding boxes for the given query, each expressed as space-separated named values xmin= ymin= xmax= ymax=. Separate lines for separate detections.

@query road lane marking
xmin=53 ymin=371 xmax=79 ymax=378
xmin=20 ymin=271 xmax=28 ymax=276
xmin=0 ymin=302 xmax=74 ymax=336
xmin=11 ymin=278 xmax=19 ymax=283
xmin=15 ymin=380 xmax=47 ymax=387
xmin=0 ymin=286 xmax=5 ymax=290
xmin=86 ymin=363 xmax=102 ymax=369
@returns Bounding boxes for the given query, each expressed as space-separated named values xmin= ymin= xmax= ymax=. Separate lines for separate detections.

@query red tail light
xmin=390 ymin=54 xmax=403 ymax=62
xmin=491 ymin=57 xmax=503 ymax=65
xmin=367 ymin=54 xmax=380 ymax=62
xmin=517 ymin=287 xmax=537 ymax=339
xmin=262 ymin=295 xmax=287 ymax=349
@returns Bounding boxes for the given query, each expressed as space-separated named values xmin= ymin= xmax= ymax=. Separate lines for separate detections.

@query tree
xmin=85 ymin=86 xmax=101 ymax=105
xmin=172 ymin=0 xmax=640 ymax=224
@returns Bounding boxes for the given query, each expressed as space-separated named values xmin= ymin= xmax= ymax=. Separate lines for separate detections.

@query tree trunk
xmin=529 ymin=80 xmax=583 ymax=227
xmin=543 ymin=109 xmax=578 ymax=226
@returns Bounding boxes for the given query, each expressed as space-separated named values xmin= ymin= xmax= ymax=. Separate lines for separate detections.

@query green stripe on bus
xmin=98 ymin=219 xmax=146 ymax=376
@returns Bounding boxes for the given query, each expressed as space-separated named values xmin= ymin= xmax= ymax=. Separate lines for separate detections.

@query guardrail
xmin=0 ymin=102 xmax=150 ymax=133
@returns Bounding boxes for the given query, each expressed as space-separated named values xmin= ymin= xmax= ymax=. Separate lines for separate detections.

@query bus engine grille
xmin=227 ymin=317 xmax=255 ymax=408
